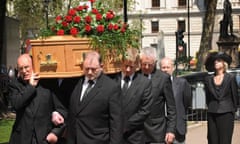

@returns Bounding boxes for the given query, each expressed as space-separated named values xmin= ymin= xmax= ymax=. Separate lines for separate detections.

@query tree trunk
xmin=0 ymin=0 xmax=6 ymax=65
xmin=196 ymin=0 xmax=218 ymax=71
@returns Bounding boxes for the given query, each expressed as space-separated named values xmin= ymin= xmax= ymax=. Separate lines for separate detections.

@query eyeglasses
xmin=84 ymin=67 xmax=100 ymax=72
xmin=18 ymin=65 xmax=30 ymax=71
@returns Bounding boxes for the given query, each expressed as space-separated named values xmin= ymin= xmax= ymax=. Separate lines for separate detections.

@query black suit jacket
xmin=67 ymin=73 xmax=123 ymax=144
xmin=144 ymin=70 xmax=176 ymax=143
xmin=204 ymin=72 xmax=239 ymax=113
xmin=110 ymin=72 xmax=152 ymax=144
xmin=172 ymin=77 xmax=192 ymax=135
xmin=8 ymin=78 xmax=66 ymax=144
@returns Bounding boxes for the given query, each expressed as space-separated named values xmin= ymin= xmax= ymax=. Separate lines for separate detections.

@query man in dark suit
xmin=66 ymin=51 xmax=123 ymax=144
xmin=139 ymin=47 xmax=176 ymax=144
xmin=109 ymin=48 xmax=152 ymax=144
xmin=160 ymin=57 xmax=192 ymax=144
xmin=8 ymin=54 xmax=66 ymax=144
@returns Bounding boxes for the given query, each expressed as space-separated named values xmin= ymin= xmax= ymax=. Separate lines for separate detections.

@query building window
xmin=152 ymin=0 xmax=160 ymax=8
xmin=151 ymin=21 xmax=159 ymax=33
xmin=178 ymin=0 xmax=187 ymax=7
xmin=150 ymin=44 xmax=157 ymax=49
xmin=178 ymin=20 xmax=186 ymax=32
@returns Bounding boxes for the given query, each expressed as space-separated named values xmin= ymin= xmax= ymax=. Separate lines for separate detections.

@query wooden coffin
xmin=30 ymin=36 xmax=121 ymax=78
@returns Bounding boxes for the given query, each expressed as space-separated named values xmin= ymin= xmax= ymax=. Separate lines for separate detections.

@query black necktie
xmin=122 ymin=76 xmax=130 ymax=95
xmin=82 ymin=80 xmax=94 ymax=101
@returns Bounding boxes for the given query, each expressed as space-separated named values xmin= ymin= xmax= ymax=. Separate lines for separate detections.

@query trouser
xmin=207 ymin=112 xmax=234 ymax=144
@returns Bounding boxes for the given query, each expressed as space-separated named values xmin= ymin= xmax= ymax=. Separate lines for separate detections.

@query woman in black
xmin=204 ymin=52 xmax=239 ymax=144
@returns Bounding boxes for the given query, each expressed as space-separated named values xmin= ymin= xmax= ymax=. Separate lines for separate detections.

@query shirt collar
xmin=121 ymin=73 xmax=134 ymax=81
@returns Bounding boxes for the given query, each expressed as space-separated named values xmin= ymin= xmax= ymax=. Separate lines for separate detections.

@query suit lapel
xmin=123 ymin=74 xmax=139 ymax=107
xmin=70 ymin=77 xmax=83 ymax=114
xmin=208 ymin=73 xmax=230 ymax=100
xmin=76 ymin=78 xmax=84 ymax=106
xmin=31 ymin=86 xmax=41 ymax=115
xmin=218 ymin=73 xmax=230 ymax=98
xmin=207 ymin=75 xmax=219 ymax=100
xmin=172 ymin=77 xmax=180 ymax=98
xmin=77 ymin=75 xmax=102 ymax=114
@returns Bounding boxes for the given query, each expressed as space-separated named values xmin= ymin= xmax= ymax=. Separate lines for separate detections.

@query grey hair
xmin=140 ymin=46 xmax=157 ymax=61
xmin=159 ymin=57 xmax=174 ymax=68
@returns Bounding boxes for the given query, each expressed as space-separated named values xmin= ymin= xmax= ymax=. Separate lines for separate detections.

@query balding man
xmin=140 ymin=47 xmax=176 ymax=144
xmin=8 ymin=54 xmax=66 ymax=144
xmin=160 ymin=57 xmax=192 ymax=144
xmin=65 ymin=51 xmax=123 ymax=144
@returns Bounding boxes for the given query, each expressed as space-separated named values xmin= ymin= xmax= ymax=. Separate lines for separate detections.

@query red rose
xmin=76 ymin=5 xmax=84 ymax=11
xmin=89 ymin=0 xmax=95 ymax=3
xmin=108 ymin=23 xmax=114 ymax=30
xmin=70 ymin=27 xmax=78 ymax=36
xmin=73 ymin=16 xmax=81 ymax=23
xmin=92 ymin=8 xmax=98 ymax=14
xmin=96 ymin=25 xmax=104 ymax=33
xmin=55 ymin=15 xmax=62 ymax=23
xmin=120 ymin=28 xmax=126 ymax=33
xmin=85 ymin=15 xmax=92 ymax=23
xmin=106 ymin=12 xmax=114 ymax=20
xmin=68 ymin=9 xmax=76 ymax=16
xmin=113 ymin=24 xmax=119 ymax=30
xmin=65 ymin=15 xmax=72 ymax=22
xmin=61 ymin=21 xmax=68 ymax=27
xmin=57 ymin=29 xmax=64 ymax=35
xmin=85 ymin=24 xmax=92 ymax=32
xmin=96 ymin=13 xmax=102 ymax=21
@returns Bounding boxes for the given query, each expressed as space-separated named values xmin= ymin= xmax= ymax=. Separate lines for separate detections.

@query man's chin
xmin=23 ymin=77 xmax=30 ymax=81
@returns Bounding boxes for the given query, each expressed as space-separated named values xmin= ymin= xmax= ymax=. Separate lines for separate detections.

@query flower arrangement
xmin=41 ymin=0 xmax=140 ymax=58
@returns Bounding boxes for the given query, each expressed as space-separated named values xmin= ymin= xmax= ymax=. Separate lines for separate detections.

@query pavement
xmin=186 ymin=121 xmax=240 ymax=144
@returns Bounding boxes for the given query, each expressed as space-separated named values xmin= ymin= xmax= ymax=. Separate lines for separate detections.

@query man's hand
xmin=29 ymin=72 xmax=40 ymax=87
xmin=46 ymin=132 xmax=58 ymax=144
xmin=165 ymin=132 xmax=175 ymax=144
xmin=52 ymin=111 xmax=64 ymax=126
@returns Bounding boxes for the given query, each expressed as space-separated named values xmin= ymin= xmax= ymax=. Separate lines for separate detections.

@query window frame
xmin=178 ymin=0 xmax=187 ymax=7
xmin=151 ymin=20 xmax=159 ymax=33
xmin=152 ymin=0 xmax=160 ymax=8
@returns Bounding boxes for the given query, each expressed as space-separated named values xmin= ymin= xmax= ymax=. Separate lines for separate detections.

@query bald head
xmin=17 ymin=54 xmax=33 ymax=71
xmin=17 ymin=54 xmax=34 ymax=81
xmin=83 ymin=51 xmax=103 ymax=80
xmin=159 ymin=57 xmax=175 ymax=75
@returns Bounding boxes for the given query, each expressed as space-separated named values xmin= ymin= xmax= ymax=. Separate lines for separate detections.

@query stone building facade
xmin=128 ymin=0 xmax=240 ymax=61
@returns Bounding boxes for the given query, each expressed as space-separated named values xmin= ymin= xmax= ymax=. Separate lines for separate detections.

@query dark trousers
xmin=123 ymin=129 xmax=145 ymax=144
xmin=207 ymin=112 xmax=234 ymax=144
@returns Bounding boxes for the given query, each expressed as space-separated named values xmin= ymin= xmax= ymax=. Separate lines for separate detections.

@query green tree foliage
xmin=13 ymin=0 xmax=45 ymax=40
